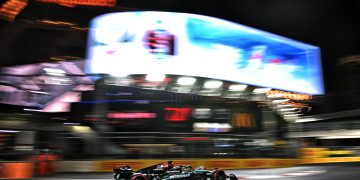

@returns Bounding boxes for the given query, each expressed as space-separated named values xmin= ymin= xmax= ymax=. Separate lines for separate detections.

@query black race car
xmin=113 ymin=161 xmax=238 ymax=180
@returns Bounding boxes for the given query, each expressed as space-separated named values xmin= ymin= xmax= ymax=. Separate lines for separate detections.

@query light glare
xmin=229 ymin=84 xmax=247 ymax=91
xmin=204 ymin=81 xmax=223 ymax=89
xmin=146 ymin=74 xmax=165 ymax=82
xmin=177 ymin=77 xmax=196 ymax=86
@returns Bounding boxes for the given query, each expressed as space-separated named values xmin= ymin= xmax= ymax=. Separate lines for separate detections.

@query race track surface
xmin=33 ymin=163 xmax=360 ymax=180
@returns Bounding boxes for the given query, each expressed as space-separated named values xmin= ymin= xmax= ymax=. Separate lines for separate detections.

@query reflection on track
xmin=226 ymin=167 xmax=326 ymax=179
xmin=33 ymin=163 xmax=360 ymax=180
xmin=280 ymin=163 xmax=360 ymax=180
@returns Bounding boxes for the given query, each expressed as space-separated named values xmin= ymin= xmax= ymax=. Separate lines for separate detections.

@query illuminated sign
xmin=193 ymin=123 xmax=232 ymax=132
xmin=107 ymin=112 xmax=157 ymax=119
xmin=144 ymin=29 xmax=176 ymax=57
xmin=37 ymin=0 xmax=116 ymax=7
xmin=281 ymin=101 xmax=309 ymax=108
xmin=267 ymin=90 xmax=312 ymax=100
xmin=192 ymin=108 xmax=213 ymax=119
xmin=164 ymin=107 xmax=192 ymax=121
xmin=86 ymin=11 xmax=324 ymax=95
xmin=232 ymin=113 xmax=256 ymax=128
xmin=0 ymin=0 xmax=28 ymax=21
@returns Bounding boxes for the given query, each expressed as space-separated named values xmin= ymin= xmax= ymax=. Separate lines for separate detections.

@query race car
xmin=113 ymin=161 xmax=238 ymax=180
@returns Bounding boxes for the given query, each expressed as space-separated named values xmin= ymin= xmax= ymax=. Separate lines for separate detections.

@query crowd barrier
xmin=298 ymin=157 xmax=360 ymax=164
xmin=298 ymin=148 xmax=355 ymax=159
xmin=56 ymin=157 xmax=360 ymax=173
xmin=0 ymin=161 xmax=33 ymax=179
xmin=48 ymin=158 xmax=301 ymax=172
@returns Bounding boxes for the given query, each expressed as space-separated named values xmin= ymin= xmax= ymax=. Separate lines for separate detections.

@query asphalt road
xmin=33 ymin=163 xmax=360 ymax=180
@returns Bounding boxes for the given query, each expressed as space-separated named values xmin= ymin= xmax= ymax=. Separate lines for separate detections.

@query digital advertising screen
xmin=0 ymin=61 xmax=89 ymax=111
xmin=86 ymin=11 xmax=324 ymax=95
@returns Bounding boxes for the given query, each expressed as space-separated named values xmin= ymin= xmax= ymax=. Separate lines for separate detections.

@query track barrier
xmin=94 ymin=159 xmax=299 ymax=172
xmin=2 ymin=156 xmax=360 ymax=179
xmin=0 ymin=161 xmax=33 ymax=179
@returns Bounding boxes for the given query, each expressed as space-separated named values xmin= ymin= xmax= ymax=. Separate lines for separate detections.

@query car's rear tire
xmin=211 ymin=170 xmax=227 ymax=180
xmin=193 ymin=175 xmax=207 ymax=180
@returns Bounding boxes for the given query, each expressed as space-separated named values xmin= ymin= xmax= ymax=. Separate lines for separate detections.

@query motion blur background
xmin=1 ymin=0 xmax=360 ymax=179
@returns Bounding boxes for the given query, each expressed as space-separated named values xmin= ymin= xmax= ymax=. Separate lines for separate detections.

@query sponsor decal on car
xmin=169 ymin=173 xmax=191 ymax=179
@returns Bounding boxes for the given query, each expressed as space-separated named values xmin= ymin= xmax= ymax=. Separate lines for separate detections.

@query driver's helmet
xmin=182 ymin=165 xmax=192 ymax=172
xmin=171 ymin=166 xmax=181 ymax=171
xmin=162 ymin=161 xmax=174 ymax=169
xmin=121 ymin=165 xmax=131 ymax=170
xmin=196 ymin=166 xmax=205 ymax=170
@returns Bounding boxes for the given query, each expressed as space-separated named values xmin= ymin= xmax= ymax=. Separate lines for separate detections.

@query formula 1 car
xmin=113 ymin=161 xmax=238 ymax=180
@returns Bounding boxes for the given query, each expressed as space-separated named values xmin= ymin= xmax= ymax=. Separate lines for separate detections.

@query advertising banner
xmin=86 ymin=11 xmax=324 ymax=95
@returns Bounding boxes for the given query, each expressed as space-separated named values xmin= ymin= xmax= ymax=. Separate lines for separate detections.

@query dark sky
xmin=1 ymin=0 xmax=360 ymax=93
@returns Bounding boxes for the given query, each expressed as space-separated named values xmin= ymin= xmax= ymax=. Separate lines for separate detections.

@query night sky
xmin=115 ymin=0 xmax=360 ymax=93
xmin=1 ymin=0 xmax=360 ymax=94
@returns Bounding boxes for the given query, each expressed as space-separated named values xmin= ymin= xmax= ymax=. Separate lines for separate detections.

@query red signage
xmin=107 ymin=112 xmax=157 ymax=119
xmin=37 ymin=0 xmax=116 ymax=7
xmin=0 ymin=0 xmax=28 ymax=21
xmin=164 ymin=108 xmax=192 ymax=121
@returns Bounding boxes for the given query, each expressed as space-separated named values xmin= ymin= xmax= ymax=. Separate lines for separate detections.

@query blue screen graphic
xmin=86 ymin=11 xmax=324 ymax=95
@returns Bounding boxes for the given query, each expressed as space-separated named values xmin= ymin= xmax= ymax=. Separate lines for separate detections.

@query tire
xmin=193 ymin=175 xmax=207 ymax=180
xmin=131 ymin=175 xmax=147 ymax=180
xmin=229 ymin=174 xmax=238 ymax=180
xmin=211 ymin=170 xmax=227 ymax=180
xmin=133 ymin=178 xmax=145 ymax=180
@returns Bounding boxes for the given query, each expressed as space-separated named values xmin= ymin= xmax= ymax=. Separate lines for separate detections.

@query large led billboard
xmin=86 ymin=11 xmax=324 ymax=95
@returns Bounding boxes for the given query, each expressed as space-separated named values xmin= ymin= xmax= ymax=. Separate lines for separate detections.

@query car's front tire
xmin=131 ymin=175 xmax=147 ymax=180
xmin=211 ymin=170 xmax=227 ymax=180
